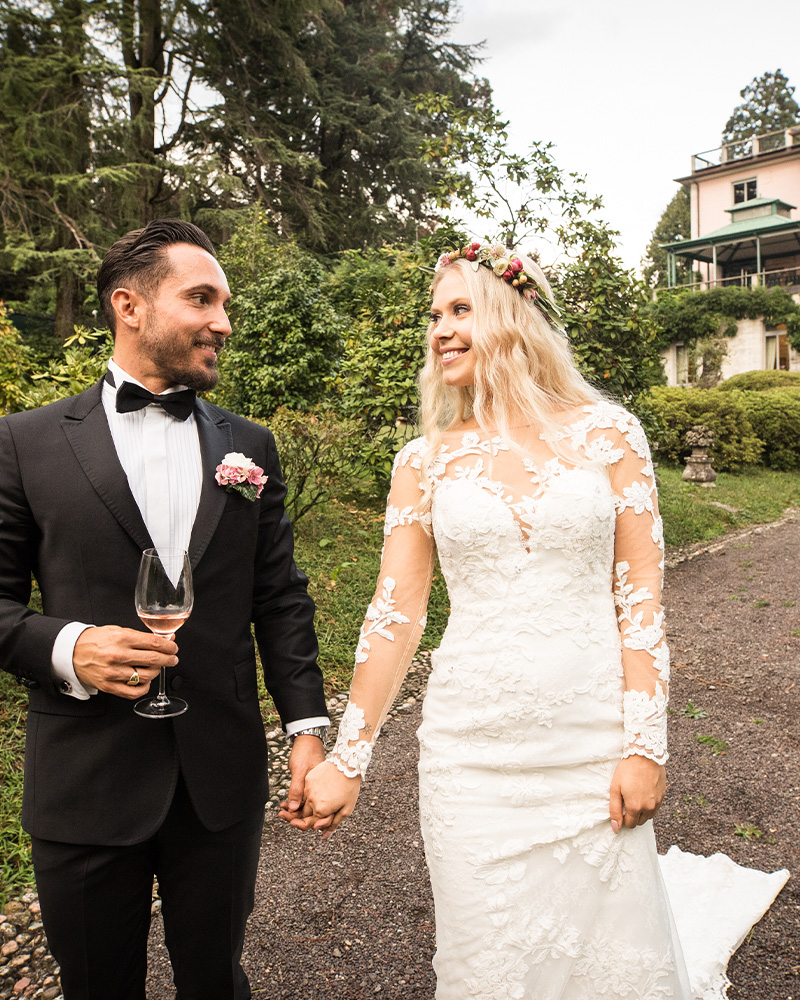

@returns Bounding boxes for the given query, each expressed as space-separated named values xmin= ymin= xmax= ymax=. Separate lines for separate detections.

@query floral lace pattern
xmin=327 ymin=702 xmax=373 ymax=778
xmin=622 ymin=688 xmax=669 ymax=763
xmin=384 ymin=504 xmax=432 ymax=535
xmin=354 ymin=577 xmax=410 ymax=665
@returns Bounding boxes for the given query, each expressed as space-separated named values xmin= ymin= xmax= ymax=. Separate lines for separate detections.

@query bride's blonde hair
xmin=417 ymin=254 xmax=601 ymax=497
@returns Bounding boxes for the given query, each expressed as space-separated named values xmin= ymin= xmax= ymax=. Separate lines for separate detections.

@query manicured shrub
xmin=739 ymin=390 xmax=800 ymax=470
xmin=719 ymin=369 xmax=800 ymax=392
xmin=646 ymin=387 xmax=762 ymax=470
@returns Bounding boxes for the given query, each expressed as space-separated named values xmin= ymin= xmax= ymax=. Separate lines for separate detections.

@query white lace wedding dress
xmin=327 ymin=401 xmax=788 ymax=999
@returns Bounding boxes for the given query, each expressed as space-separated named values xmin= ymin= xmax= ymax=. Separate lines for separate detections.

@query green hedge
xmin=647 ymin=387 xmax=762 ymax=470
xmin=739 ymin=390 xmax=800 ymax=470
xmin=719 ymin=369 xmax=800 ymax=392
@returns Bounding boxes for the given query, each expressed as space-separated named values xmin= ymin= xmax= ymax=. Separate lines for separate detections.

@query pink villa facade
xmin=660 ymin=127 xmax=800 ymax=385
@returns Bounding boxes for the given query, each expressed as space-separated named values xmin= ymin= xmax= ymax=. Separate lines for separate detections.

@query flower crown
xmin=436 ymin=242 xmax=565 ymax=333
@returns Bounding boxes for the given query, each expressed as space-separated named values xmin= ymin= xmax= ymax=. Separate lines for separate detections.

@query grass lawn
xmin=657 ymin=465 xmax=800 ymax=547
xmin=0 ymin=672 xmax=31 ymax=903
xmin=292 ymin=498 xmax=451 ymax=693
xmin=1 ymin=464 xmax=798 ymax=904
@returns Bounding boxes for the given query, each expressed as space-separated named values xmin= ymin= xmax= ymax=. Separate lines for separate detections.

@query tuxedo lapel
xmin=60 ymin=380 xmax=153 ymax=551
xmin=189 ymin=400 xmax=232 ymax=570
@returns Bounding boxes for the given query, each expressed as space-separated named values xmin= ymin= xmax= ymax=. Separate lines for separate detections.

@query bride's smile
xmin=429 ymin=269 xmax=475 ymax=386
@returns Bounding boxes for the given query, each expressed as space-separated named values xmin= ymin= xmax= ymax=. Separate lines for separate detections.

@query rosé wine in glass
xmin=134 ymin=548 xmax=193 ymax=718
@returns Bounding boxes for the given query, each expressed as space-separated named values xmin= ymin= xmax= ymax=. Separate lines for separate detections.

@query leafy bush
xmin=646 ymin=387 xmax=762 ymax=470
xmin=0 ymin=303 xmax=32 ymax=414
xmin=327 ymin=233 xmax=457 ymax=482
xmin=18 ymin=326 xmax=112 ymax=410
xmin=557 ymin=222 xmax=666 ymax=401
xmin=263 ymin=408 xmax=378 ymax=523
xmin=719 ymin=369 xmax=800 ymax=392
xmin=213 ymin=240 xmax=345 ymax=419
xmin=739 ymin=391 xmax=800 ymax=470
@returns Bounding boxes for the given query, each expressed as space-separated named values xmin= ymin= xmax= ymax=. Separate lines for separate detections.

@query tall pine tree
xmin=1 ymin=0 xmax=490 ymax=329
xmin=195 ymin=0 xmax=489 ymax=252
xmin=0 ymin=0 xmax=221 ymax=333
xmin=641 ymin=186 xmax=690 ymax=289
xmin=722 ymin=68 xmax=800 ymax=152
xmin=0 ymin=0 xmax=96 ymax=338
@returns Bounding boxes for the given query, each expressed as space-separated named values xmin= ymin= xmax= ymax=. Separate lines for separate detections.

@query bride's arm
xmin=607 ymin=413 xmax=669 ymax=831
xmin=284 ymin=441 xmax=435 ymax=834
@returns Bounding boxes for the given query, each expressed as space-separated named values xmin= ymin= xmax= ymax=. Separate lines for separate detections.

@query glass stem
xmin=155 ymin=666 xmax=169 ymax=705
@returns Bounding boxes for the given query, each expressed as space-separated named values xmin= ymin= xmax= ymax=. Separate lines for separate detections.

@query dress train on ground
xmin=659 ymin=846 xmax=789 ymax=999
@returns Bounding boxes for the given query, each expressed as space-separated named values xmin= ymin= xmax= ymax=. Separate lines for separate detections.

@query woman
xmin=293 ymin=242 xmax=692 ymax=997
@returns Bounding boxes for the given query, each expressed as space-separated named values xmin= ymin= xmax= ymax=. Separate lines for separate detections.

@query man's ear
xmin=110 ymin=287 xmax=144 ymax=333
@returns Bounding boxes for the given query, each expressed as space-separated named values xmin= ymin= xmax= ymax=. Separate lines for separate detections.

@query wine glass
xmin=134 ymin=548 xmax=193 ymax=718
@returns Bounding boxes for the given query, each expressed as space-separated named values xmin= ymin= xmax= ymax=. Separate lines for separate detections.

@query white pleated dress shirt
xmin=104 ymin=358 xmax=203 ymax=556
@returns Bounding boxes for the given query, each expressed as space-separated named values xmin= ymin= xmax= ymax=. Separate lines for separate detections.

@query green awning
xmin=660 ymin=214 xmax=800 ymax=263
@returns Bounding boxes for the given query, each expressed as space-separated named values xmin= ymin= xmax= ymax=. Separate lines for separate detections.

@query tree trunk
xmin=52 ymin=0 xmax=91 ymax=339
xmin=121 ymin=0 xmax=165 ymax=224
xmin=54 ymin=270 xmax=81 ymax=342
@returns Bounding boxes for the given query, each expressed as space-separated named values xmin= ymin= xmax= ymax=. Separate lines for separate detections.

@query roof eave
xmin=661 ymin=219 xmax=800 ymax=254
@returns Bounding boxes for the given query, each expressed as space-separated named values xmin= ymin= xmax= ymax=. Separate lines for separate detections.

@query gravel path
xmin=5 ymin=515 xmax=799 ymax=999
xmin=658 ymin=512 xmax=800 ymax=999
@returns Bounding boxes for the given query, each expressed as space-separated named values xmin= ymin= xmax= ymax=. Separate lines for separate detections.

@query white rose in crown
xmin=215 ymin=452 xmax=267 ymax=502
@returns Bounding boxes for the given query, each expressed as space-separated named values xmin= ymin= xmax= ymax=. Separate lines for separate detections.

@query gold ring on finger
xmin=127 ymin=670 xmax=140 ymax=687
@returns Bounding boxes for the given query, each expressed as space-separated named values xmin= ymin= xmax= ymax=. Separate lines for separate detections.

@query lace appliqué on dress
xmin=614 ymin=558 xmax=669 ymax=764
xmin=573 ymin=936 xmax=676 ymax=999
xmin=327 ymin=702 xmax=373 ymax=778
xmin=622 ymin=688 xmax=669 ymax=764
xmin=384 ymin=504 xmax=432 ymax=535
xmin=355 ymin=576 xmax=410 ymax=664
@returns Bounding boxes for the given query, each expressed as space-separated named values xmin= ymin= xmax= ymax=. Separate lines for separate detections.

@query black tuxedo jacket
xmin=0 ymin=379 xmax=327 ymax=845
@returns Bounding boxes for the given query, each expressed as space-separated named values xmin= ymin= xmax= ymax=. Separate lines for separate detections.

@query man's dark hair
xmin=97 ymin=219 xmax=216 ymax=335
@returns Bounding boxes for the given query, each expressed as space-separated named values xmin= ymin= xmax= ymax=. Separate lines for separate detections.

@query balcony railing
xmin=691 ymin=128 xmax=798 ymax=172
xmin=662 ymin=265 xmax=800 ymax=293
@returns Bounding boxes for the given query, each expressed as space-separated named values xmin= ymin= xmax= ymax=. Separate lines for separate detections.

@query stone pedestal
xmin=682 ymin=425 xmax=717 ymax=486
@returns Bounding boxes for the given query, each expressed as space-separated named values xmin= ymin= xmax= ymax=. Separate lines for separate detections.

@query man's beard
xmin=139 ymin=323 xmax=224 ymax=392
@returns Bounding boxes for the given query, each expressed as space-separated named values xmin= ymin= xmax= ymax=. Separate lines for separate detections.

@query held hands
xmin=609 ymin=754 xmax=666 ymax=833
xmin=279 ymin=757 xmax=361 ymax=839
xmin=277 ymin=735 xmax=329 ymax=828
xmin=72 ymin=625 xmax=178 ymax=699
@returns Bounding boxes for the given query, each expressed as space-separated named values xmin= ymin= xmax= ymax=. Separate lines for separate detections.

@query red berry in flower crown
xmin=465 ymin=249 xmax=477 ymax=261
xmin=502 ymin=270 xmax=514 ymax=281
xmin=471 ymin=241 xmax=481 ymax=250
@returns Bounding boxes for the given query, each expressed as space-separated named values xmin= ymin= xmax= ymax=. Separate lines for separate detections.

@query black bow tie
xmin=115 ymin=380 xmax=196 ymax=421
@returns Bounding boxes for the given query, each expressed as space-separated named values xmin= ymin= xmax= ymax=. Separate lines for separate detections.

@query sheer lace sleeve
xmin=327 ymin=440 xmax=435 ymax=779
xmin=608 ymin=413 xmax=669 ymax=765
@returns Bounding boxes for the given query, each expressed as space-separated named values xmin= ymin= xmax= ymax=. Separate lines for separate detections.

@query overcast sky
xmin=446 ymin=0 xmax=800 ymax=270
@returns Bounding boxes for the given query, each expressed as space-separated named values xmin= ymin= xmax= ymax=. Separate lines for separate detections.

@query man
xmin=0 ymin=220 xmax=329 ymax=999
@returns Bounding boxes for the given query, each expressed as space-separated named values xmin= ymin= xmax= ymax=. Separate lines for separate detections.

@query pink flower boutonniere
xmin=215 ymin=452 xmax=268 ymax=502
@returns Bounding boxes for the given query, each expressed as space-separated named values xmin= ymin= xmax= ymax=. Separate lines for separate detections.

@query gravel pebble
xmin=0 ymin=894 xmax=60 ymax=999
